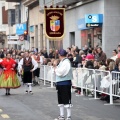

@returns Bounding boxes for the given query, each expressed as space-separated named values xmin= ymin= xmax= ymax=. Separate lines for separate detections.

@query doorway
xmin=70 ymin=32 xmax=75 ymax=47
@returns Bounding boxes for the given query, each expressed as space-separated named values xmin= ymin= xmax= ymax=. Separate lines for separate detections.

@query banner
xmin=44 ymin=8 xmax=65 ymax=40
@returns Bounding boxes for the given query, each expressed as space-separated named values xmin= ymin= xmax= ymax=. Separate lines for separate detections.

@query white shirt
xmin=18 ymin=57 xmax=38 ymax=73
xmin=40 ymin=56 xmax=44 ymax=65
xmin=111 ymin=55 xmax=118 ymax=61
xmin=55 ymin=58 xmax=71 ymax=77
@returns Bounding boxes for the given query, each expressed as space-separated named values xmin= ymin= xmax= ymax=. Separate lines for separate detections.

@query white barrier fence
xmin=39 ymin=65 xmax=56 ymax=88
xmin=39 ymin=65 xmax=120 ymax=105
xmin=111 ymin=71 xmax=120 ymax=98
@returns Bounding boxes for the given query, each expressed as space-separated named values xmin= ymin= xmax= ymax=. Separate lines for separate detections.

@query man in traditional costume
xmin=53 ymin=49 xmax=73 ymax=120
xmin=18 ymin=51 xmax=38 ymax=94
xmin=0 ymin=53 xmax=21 ymax=95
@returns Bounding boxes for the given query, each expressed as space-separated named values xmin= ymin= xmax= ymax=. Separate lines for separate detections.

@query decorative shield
xmin=50 ymin=19 xmax=60 ymax=32
xmin=44 ymin=8 xmax=65 ymax=40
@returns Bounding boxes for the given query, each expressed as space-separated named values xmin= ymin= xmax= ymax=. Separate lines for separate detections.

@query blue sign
xmin=85 ymin=14 xmax=103 ymax=24
xmin=16 ymin=23 xmax=27 ymax=35
xmin=77 ymin=18 xmax=89 ymax=30
xmin=30 ymin=26 xmax=34 ymax=32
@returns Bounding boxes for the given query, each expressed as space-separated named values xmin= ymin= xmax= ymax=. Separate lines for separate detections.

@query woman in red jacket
xmin=0 ymin=53 xmax=21 ymax=95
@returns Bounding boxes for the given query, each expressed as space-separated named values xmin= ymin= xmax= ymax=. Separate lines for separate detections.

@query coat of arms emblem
xmin=50 ymin=16 xmax=60 ymax=32
xmin=44 ymin=8 xmax=65 ymax=39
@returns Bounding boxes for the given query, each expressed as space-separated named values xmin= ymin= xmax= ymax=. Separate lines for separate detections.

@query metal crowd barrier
xmin=39 ymin=65 xmax=56 ymax=88
xmin=111 ymin=71 xmax=120 ymax=98
xmin=39 ymin=65 xmax=120 ymax=105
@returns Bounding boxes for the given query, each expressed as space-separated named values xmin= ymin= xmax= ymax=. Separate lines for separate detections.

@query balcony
xmin=6 ymin=0 xmax=21 ymax=2
xmin=39 ymin=0 xmax=82 ymax=13
xmin=39 ymin=0 xmax=81 ymax=6
xmin=22 ymin=0 xmax=38 ymax=7
xmin=55 ymin=0 xmax=81 ymax=6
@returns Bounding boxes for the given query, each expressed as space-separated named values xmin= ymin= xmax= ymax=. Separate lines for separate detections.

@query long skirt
xmin=0 ymin=70 xmax=21 ymax=89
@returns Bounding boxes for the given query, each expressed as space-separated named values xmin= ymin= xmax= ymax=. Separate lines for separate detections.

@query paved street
xmin=0 ymin=82 xmax=120 ymax=120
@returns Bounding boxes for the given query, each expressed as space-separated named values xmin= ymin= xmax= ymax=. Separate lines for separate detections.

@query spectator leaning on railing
xmin=96 ymin=47 xmax=107 ymax=65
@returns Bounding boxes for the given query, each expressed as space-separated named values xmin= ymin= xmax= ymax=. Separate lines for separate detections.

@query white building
xmin=0 ymin=0 xmax=8 ymax=48
xmin=5 ymin=1 xmax=30 ymax=50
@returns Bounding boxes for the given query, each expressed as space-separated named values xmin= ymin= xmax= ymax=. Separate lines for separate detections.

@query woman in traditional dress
xmin=0 ymin=53 xmax=21 ymax=95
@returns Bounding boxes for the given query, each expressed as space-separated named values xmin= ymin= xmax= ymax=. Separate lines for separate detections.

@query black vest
xmin=23 ymin=57 xmax=32 ymax=72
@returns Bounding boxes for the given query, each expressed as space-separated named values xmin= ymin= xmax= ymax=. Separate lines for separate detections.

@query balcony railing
xmin=6 ymin=0 xmax=21 ymax=2
xmin=40 ymin=0 xmax=81 ymax=6
xmin=39 ymin=0 xmax=97 ymax=12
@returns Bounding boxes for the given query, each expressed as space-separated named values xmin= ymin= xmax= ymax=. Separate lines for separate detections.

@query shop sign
xmin=85 ymin=14 xmax=103 ymax=27
xmin=16 ymin=23 xmax=27 ymax=35
xmin=86 ymin=23 xmax=102 ymax=27
xmin=44 ymin=8 xmax=65 ymax=40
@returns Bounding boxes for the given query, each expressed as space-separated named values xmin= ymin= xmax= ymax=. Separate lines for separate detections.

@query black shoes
xmin=29 ymin=91 xmax=33 ymax=95
xmin=5 ymin=93 xmax=11 ymax=96
xmin=25 ymin=91 xmax=33 ymax=95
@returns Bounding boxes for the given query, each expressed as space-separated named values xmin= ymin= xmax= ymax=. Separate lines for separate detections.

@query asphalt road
xmin=0 ymin=82 xmax=120 ymax=120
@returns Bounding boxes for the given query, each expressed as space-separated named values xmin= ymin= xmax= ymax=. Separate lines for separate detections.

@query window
xmin=11 ymin=9 xmax=15 ymax=26
xmin=2 ymin=6 xmax=8 ymax=24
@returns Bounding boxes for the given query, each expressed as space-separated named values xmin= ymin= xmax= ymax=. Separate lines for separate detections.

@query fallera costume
xmin=0 ymin=58 xmax=21 ymax=89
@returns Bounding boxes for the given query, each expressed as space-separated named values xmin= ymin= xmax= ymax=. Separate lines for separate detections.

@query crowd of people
xmin=0 ymin=44 xmax=120 ymax=91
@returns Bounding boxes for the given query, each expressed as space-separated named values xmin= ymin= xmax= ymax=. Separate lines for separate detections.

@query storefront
xmin=78 ymin=14 xmax=103 ymax=48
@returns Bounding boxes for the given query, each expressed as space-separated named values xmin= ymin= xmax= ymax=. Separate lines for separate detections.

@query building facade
xmin=63 ymin=0 xmax=120 ymax=57
xmin=40 ymin=0 xmax=120 ymax=57
xmin=22 ymin=0 xmax=45 ymax=51
xmin=4 ymin=0 xmax=120 ymax=57
xmin=0 ymin=0 xmax=8 ymax=48
xmin=5 ymin=1 xmax=30 ymax=50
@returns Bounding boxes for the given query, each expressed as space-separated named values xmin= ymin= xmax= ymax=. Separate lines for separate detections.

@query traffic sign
xmin=19 ymin=35 xmax=24 ymax=41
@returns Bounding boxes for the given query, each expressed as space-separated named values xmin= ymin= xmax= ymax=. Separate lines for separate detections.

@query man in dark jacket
xmin=96 ymin=47 xmax=107 ymax=64
xmin=73 ymin=49 xmax=82 ymax=68
xmin=43 ymin=49 xmax=48 ymax=58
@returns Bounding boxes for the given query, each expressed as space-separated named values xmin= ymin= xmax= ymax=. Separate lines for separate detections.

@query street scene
xmin=0 ymin=0 xmax=120 ymax=120
xmin=0 ymin=83 xmax=120 ymax=120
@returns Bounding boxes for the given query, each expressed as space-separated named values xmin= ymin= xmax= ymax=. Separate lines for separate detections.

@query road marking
xmin=1 ymin=114 xmax=10 ymax=119
xmin=0 ymin=109 xmax=3 ymax=112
